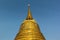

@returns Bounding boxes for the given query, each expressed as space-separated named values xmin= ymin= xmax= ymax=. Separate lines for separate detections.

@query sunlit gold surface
xmin=15 ymin=4 xmax=45 ymax=40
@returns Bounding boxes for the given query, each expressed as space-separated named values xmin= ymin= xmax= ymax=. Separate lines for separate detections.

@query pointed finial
xmin=26 ymin=4 xmax=33 ymax=20
xmin=28 ymin=3 xmax=30 ymax=7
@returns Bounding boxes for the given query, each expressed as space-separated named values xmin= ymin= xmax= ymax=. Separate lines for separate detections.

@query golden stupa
xmin=15 ymin=4 xmax=45 ymax=40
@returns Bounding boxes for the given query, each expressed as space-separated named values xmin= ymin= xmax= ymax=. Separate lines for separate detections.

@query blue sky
xmin=0 ymin=0 xmax=60 ymax=40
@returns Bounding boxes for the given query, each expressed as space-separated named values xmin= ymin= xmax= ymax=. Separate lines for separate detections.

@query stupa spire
xmin=26 ymin=4 xmax=33 ymax=20
xmin=14 ymin=3 xmax=46 ymax=40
